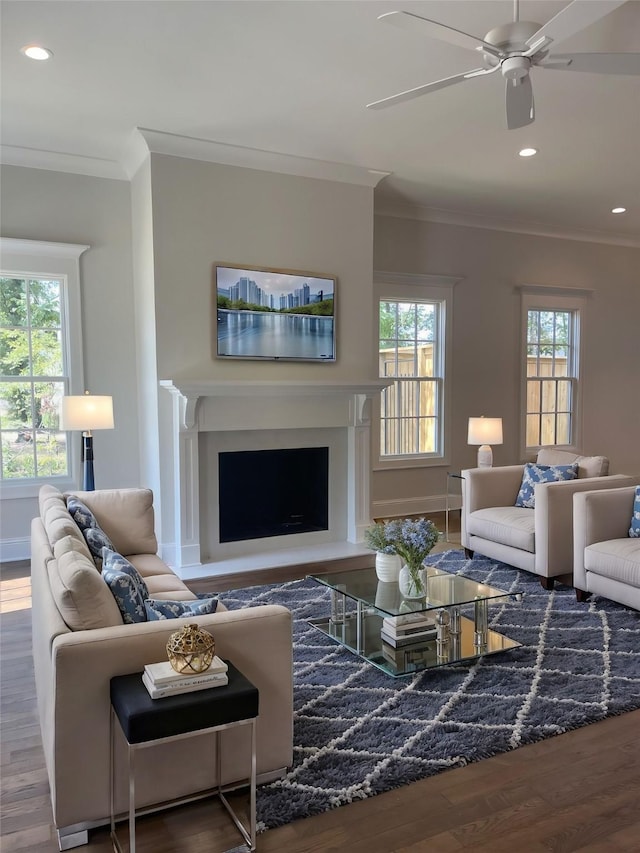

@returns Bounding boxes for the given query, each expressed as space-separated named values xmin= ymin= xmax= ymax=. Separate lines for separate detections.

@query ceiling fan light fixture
xmin=21 ymin=45 xmax=53 ymax=61
xmin=519 ymin=147 xmax=538 ymax=157
xmin=611 ymin=207 xmax=626 ymax=214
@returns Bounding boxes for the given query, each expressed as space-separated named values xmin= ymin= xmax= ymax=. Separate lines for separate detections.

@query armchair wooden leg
xmin=463 ymin=548 xmax=474 ymax=560
xmin=575 ymin=588 xmax=590 ymax=602
xmin=540 ymin=577 xmax=555 ymax=591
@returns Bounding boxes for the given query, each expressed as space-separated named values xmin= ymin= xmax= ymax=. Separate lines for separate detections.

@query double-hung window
xmin=375 ymin=273 xmax=456 ymax=465
xmin=521 ymin=288 xmax=587 ymax=453
xmin=0 ymin=239 xmax=88 ymax=496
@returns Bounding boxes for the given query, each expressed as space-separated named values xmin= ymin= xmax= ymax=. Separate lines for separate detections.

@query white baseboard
xmin=0 ymin=537 xmax=30 ymax=563
xmin=372 ymin=493 xmax=461 ymax=520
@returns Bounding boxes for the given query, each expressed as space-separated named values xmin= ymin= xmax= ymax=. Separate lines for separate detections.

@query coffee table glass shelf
xmin=308 ymin=566 xmax=522 ymax=677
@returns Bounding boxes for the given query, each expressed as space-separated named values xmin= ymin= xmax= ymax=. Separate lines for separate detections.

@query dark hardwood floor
xmin=3 ymin=520 xmax=640 ymax=852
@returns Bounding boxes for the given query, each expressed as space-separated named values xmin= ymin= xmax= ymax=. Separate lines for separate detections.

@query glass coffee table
xmin=308 ymin=566 xmax=522 ymax=677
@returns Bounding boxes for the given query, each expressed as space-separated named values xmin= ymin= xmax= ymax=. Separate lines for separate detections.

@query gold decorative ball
xmin=166 ymin=623 xmax=215 ymax=674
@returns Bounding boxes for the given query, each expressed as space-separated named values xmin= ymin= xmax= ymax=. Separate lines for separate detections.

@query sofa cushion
xmin=50 ymin=536 xmax=123 ymax=630
xmin=144 ymin=595 xmax=218 ymax=621
xmin=66 ymin=488 xmax=158 ymax=557
xmin=585 ymin=539 xmax=640 ymax=588
xmin=536 ymin=449 xmax=609 ymax=479
xmin=126 ymin=554 xmax=196 ymax=600
xmin=467 ymin=507 xmax=536 ymax=552
xmin=629 ymin=486 xmax=640 ymax=538
xmin=67 ymin=497 xmax=115 ymax=569
xmin=44 ymin=502 xmax=94 ymax=562
xmin=515 ymin=462 xmax=578 ymax=508
xmin=101 ymin=548 xmax=149 ymax=624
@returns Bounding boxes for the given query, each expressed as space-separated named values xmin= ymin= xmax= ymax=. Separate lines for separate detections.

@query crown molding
xmin=124 ymin=128 xmax=391 ymax=187
xmin=374 ymin=201 xmax=640 ymax=249
xmin=0 ymin=145 xmax=127 ymax=181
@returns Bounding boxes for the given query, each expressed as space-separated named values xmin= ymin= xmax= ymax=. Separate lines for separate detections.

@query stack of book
xmin=380 ymin=612 xmax=437 ymax=648
xmin=142 ymin=656 xmax=229 ymax=699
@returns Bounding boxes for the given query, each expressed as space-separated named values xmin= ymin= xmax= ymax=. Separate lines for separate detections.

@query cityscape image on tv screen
xmin=216 ymin=265 xmax=336 ymax=361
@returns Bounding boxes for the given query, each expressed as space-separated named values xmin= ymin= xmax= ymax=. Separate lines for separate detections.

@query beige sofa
xmin=573 ymin=485 xmax=640 ymax=609
xmin=461 ymin=449 xmax=634 ymax=588
xmin=32 ymin=485 xmax=293 ymax=850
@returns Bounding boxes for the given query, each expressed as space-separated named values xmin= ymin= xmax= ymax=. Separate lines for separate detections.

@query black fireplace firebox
xmin=218 ymin=446 xmax=329 ymax=543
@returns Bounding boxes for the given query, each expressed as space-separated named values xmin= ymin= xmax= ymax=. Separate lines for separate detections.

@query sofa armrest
xmin=49 ymin=605 xmax=292 ymax=828
xmin=534 ymin=475 xmax=635 ymax=579
xmin=461 ymin=466 xmax=525 ymax=548
xmin=573 ymin=486 xmax=637 ymax=589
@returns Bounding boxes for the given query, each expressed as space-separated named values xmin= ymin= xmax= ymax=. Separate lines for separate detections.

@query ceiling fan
xmin=367 ymin=0 xmax=640 ymax=129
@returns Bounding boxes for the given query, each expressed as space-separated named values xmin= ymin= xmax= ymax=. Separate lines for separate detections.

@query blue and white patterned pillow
xmin=144 ymin=596 xmax=218 ymax=621
xmin=515 ymin=462 xmax=579 ymax=509
xmin=630 ymin=486 xmax=640 ymax=538
xmin=101 ymin=548 xmax=149 ymax=624
xmin=67 ymin=497 xmax=115 ymax=568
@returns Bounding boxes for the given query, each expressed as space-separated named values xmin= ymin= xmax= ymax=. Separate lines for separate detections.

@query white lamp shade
xmin=60 ymin=395 xmax=114 ymax=431
xmin=467 ymin=417 xmax=503 ymax=446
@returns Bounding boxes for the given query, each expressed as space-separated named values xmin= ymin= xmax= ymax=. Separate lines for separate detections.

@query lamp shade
xmin=467 ymin=417 xmax=503 ymax=446
xmin=60 ymin=394 xmax=114 ymax=431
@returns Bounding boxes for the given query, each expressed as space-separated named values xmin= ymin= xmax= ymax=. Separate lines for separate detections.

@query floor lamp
xmin=468 ymin=416 xmax=503 ymax=468
xmin=60 ymin=392 xmax=114 ymax=490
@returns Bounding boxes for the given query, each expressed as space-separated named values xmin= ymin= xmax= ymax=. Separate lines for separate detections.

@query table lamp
xmin=468 ymin=416 xmax=503 ymax=468
xmin=60 ymin=392 xmax=114 ymax=490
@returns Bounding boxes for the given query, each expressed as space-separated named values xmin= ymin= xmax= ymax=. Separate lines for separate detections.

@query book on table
xmin=380 ymin=627 xmax=437 ymax=648
xmin=142 ymin=670 xmax=229 ymax=700
xmin=144 ymin=655 xmax=228 ymax=686
xmin=142 ymin=655 xmax=229 ymax=698
xmin=381 ymin=614 xmax=437 ymax=640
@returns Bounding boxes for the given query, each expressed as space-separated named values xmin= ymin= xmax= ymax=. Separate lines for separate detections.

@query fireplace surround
xmin=159 ymin=379 xmax=391 ymax=578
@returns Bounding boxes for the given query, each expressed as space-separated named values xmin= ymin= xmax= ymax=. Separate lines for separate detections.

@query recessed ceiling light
xmin=611 ymin=207 xmax=627 ymax=214
xmin=21 ymin=45 xmax=53 ymax=61
xmin=519 ymin=148 xmax=538 ymax=157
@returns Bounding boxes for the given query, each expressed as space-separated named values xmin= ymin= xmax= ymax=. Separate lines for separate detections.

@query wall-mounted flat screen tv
xmin=215 ymin=263 xmax=336 ymax=362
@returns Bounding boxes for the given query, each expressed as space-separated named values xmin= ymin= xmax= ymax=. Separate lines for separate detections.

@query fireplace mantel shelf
xmin=160 ymin=378 xmax=392 ymax=429
xmin=160 ymin=378 xmax=392 ymax=398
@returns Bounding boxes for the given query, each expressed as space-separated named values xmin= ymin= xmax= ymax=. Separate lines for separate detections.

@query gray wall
xmin=373 ymin=214 xmax=640 ymax=509
xmin=0 ymin=164 xmax=140 ymax=546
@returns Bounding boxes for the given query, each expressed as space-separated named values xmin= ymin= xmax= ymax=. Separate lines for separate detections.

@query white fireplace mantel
xmin=159 ymin=377 xmax=392 ymax=573
xmin=159 ymin=378 xmax=392 ymax=429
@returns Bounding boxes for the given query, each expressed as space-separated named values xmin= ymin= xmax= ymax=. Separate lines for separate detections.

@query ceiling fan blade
xmin=505 ymin=75 xmax=535 ymax=130
xmin=541 ymin=52 xmax=640 ymax=75
xmin=525 ymin=0 xmax=628 ymax=51
xmin=378 ymin=11 xmax=502 ymax=58
xmin=367 ymin=67 xmax=497 ymax=111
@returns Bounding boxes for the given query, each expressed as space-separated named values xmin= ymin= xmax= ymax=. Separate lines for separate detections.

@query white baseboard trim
xmin=0 ymin=537 xmax=30 ymax=563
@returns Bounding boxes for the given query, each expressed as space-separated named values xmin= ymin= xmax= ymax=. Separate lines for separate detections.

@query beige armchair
xmin=573 ymin=485 xmax=640 ymax=608
xmin=461 ymin=449 xmax=634 ymax=589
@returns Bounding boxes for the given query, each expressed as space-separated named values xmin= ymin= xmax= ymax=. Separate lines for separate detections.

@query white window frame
xmin=519 ymin=285 xmax=591 ymax=458
xmin=0 ymin=238 xmax=89 ymax=499
xmin=373 ymin=272 xmax=459 ymax=470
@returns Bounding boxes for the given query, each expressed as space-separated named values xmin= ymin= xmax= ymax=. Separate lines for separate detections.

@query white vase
xmin=398 ymin=564 xmax=428 ymax=599
xmin=375 ymin=552 xmax=402 ymax=582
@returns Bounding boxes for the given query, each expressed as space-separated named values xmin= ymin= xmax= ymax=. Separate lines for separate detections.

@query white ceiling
xmin=2 ymin=0 xmax=640 ymax=244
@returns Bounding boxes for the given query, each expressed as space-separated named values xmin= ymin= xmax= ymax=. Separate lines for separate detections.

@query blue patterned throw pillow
xmin=515 ymin=462 xmax=579 ymax=509
xmin=67 ymin=497 xmax=115 ymax=568
xmin=630 ymin=486 xmax=640 ymax=538
xmin=144 ymin=596 xmax=218 ymax=621
xmin=101 ymin=548 xmax=149 ymax=624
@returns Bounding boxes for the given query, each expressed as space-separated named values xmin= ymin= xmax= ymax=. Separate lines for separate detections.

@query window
xmin=374 ymin=272 xmax=457 ymax=466
xmin=520 ymin=287 xmax=588 ymax=453
xmin=379 ymin=300 xmax=442 ymax=457
xmin=0 ymin=276 xmax=67 ymax=479
xmin=0 ymin=239 xmax=88 ymax=496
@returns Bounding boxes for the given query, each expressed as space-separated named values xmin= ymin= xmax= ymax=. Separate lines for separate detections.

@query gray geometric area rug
xmin=220 ymin=550 xmax=640 ymax=831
